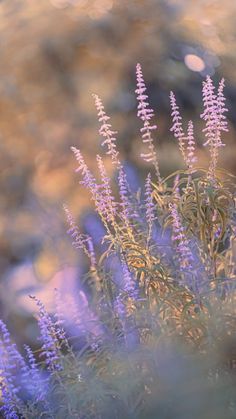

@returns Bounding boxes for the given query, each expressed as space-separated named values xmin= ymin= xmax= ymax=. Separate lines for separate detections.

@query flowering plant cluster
xmin=1 ymin=65 xmax=236 ymax=419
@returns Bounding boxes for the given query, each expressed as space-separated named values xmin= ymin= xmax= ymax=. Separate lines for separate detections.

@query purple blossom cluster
xmin=30 ymin=297 xmax=63 ymax=372
xmin=200 ymin=76 xmax=228 ymax=180
xmin=145 ymin=173 xmax=156 ymax=243
xmin=64 ymin=204 xmax=97 ymax=269
xmin=22 ymin=345 xmax=49 ymax=404
xmin=170 ymin=91 xmax=186 ymax=159
xmin=93 ymin=94 xmax=120 ymax=168
xmin=71 ymin=147 xmax=114 ymax=231
xmin=170 ymin=92 xmax=197 ymax=171
xmin=113 ymin=258 xmax=139 ymax=348
xmin=118 ymin=167 xmax=134 ymax=229
xmin=96 ymin=154 xmax=117 ymax=223
xmin=0 ymin=321 xmax=23 ymax=419
xmin=169 ymin=201 xmax=194 ymax=272
xmin=71 ymin=146 xmax=97 ymax=192
xmin=135 ymin=63 xmax=161 ymax=183
xmin=0 ymin=320 xmax=50 ymax=418
xmin=186 ymin=120 xmax=197 ymax=170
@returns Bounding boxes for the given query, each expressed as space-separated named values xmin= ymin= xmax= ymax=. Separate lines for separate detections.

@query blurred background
xmin=1 ymin=0 xmax=236 ymax=344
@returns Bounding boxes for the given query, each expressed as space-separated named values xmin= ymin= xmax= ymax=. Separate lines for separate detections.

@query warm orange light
xmin=50 ymin=0 xmax=68 ymax=9
xmin=184 ymin=54 xmax=205 ymax=72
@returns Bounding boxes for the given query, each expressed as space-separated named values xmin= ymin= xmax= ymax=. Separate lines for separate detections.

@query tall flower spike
xmin=136 ymin=63 xmax=161 ymax=183
xmin=0 ymin=320 xmax=26 ymax=370
xmin=169 ymin=202 xmax=193 ymax=271
xmin=145 ymin=173 xmax=156 ymax=243
xmin=55 ymin=291 xmax=102 ymax=338
xmin=71 ymin=147 xmax=112 ymax=231
xmin=71 ymin=147 xmax=98 ymax=194
xmin=121 ymin=259 xmax=136 ymax=296
xmin=64 ymin=204 xmax=87 ymax=250
xmin=186 ymin=120 xmax=197 ymax=171
xmin=217 ymin=78 xmax=228 ymax=134
xmin=0 ymin=321 xmax=25 ymax=418
xmin=118 ymin=168 xmax=130 ymax=221
xmin=63 ymin=205 xmax=97 ymax=268
xmin=114 ymin=260 xmax=135 ymax=318
xmin=170 ymin=91 xmax=187 ymax=164
xmin=0 ymin=384 xmax=20 ymax=419
xmin=93 ymin=94 xmax=120 ymax=168
xmin=117 ymin=167 xmax=135 ymax=232
xmin=200 ymin=76 xmax=228 ymax=180
xmin=96 ymin=154 xmax=117 ymax=223
xmin=22 ymin=345 xmax=49 ymax=404
xmin=31 ymin=297 xmax=63 ymax=372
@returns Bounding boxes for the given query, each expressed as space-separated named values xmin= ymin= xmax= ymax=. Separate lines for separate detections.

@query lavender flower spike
xmin=117 ymin=168 xmax=133 ymax=228
xmin=121 ymin=258 xmax=137 ymax=297
xmin=64 ymin=204 xmax=87 ymax=251
xmin=0 ymin=385 xmax=20 ymax=419
xmin=170 ymin=91 xmax=187 ymax=164
xmin=71 ymin=147 xmax=112 ymax=229
xmin=114 ymin=265 xmax=133 ymax=318
xmin=31 ymin=297 xmax=63 ymax=372
xmin=169 ymin=202 xmax=193 ymax=271
xmin=71 ymin=147 xmax=98 ymax=194
xmin=145 ymin=173 xmax=156 ymax=243
xmin=22 ymin=345 xmax=48 ymax=404
xmin=186 ymin=120 xmax=197 ymax=171
xmin=0 ymin=320 xmax=26 ymax=371
xmin=200 ymin=76 xmax=228 ymax=180
xmin=96 ymin=154 xmax=117 ymax=223
xmin=217 ymin=78 xmax=229 ymax=134
xmin=136 ymin=63 xmax=161 ymax=183
xmin=63 ymin=204 xmax=97 ymax=269
xmin=0 ymin=321 xmax=24 ymax=419
xmin=93 ymin=94 xmax=120 ymax=168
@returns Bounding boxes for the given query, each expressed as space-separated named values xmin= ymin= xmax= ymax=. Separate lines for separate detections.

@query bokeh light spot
xmin=184 ymin=54 xmax=205 ymax=72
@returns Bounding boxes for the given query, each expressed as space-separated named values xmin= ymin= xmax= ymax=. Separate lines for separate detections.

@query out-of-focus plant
xmin=1 ymin=64 xmax=236 ymax=419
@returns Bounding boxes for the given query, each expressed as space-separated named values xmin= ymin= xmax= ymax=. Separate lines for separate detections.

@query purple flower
xmin=0 ymin=385 xmax=20 ymax=419
xmin=118 ymin=167 xmax=133 ymax=226
xmin=21 ymin=345 xmax=49 ymax=404
xmin=145 ymin=173 xmax=156 ymax=243
xmin=217 ymin=78 xmax=228 ymax=134
xmin=0 ymin=321 xmax=24 ymax=419
xmin=136 ymin=63 xmax=161 ymax=182
xmin=121 ymin=259 xmax=137 ymax=297
xmin=71 ymin=147 xmax=113 ymax=229
xmin=186 ymin=120 xmax=197 ymax=170
xmin=170 ymin=91 xmax=187 ymax=163
xmin=169 ymin=202 xmax=193 ymax=272
xmin=0 ymin=321 xmax=25 ymax=371
xmin=31 ymin=297 xmax=63 ymax=372
xmin=71 ymin=146 xmax=98 ymax=192
xmin=200 ymin=76 xmax=228 ymax=180
xmin=64 ymin=204 xmax=97 ymax=268
xmin=55 ymin=290 xmax=103 ymax=338
xmin=96 ymin=154 xmax=117 ymax=223
xmin=114 ymin=258 xmax=139 ymax=349
xmin=93 ymin=94 xmax=120 ymax=168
